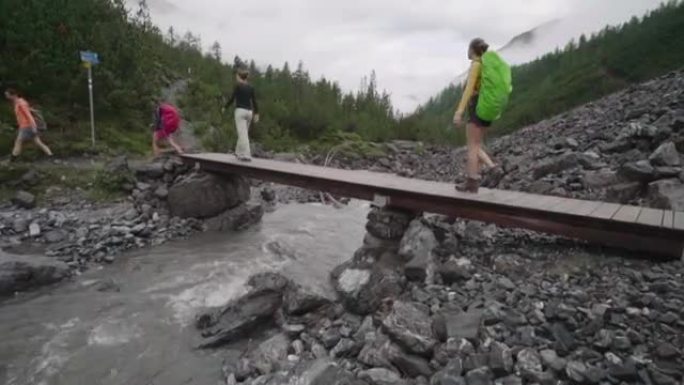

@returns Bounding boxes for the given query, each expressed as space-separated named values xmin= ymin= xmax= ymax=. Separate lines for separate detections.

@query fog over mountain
xmin=128 ymin=0 xmax=663 ymax=112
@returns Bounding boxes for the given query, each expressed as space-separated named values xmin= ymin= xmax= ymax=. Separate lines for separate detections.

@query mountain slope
xmin=401 ymin=1 xmax=684 ymax=145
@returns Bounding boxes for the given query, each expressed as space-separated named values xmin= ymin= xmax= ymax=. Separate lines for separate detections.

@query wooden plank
xmin=662 ymin=211 xmax=674 ymax=229
xmin=612 ymin=205 xmax=642 ymax=223
xmin=572 ymin=200 xmax=605 ymax=216
xmin=675 ymin=212 xmax=684 ymax=230
xmin=184 ymin=153 xmax=684 ymax=259
xmin=636 ymin=208 xmax=664 ymax=227
xmin=590 ymin=203 xmax=622 ymax=219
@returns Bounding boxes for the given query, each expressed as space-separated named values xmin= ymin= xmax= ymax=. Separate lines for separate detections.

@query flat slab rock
xmin=382 ymin=300 xmax=437 ymax=356
xmin=0 ymin=252 xmax=71 ymax=296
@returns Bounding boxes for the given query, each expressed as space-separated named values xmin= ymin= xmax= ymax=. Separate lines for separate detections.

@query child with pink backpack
xmin=152 ymin=101 xmax=184 ymax=156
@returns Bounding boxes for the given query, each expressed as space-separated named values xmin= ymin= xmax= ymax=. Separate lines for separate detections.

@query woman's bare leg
xmin=478 ymin=148 xmax=495 ymax=169
xmin=12 ymin=136 xmax=23 ymax=157
xmin=33 ymin=137 xmax=53 ymax=156
xmin=167 ymin=136 xmax=184 ymax=154
xmin=466 ymin=123 xmax=483 ymax=179
xmin=152 ymin=133 xmax=161 ymax=157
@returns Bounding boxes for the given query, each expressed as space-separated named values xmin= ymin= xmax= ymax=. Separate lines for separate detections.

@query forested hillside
xmin=2 ymin=0 xmax=682 ymax=156
xmin=398 ymin=1 xmax=684 ymax=145
xmin=0 ymin=0 xmax=396 ymax=155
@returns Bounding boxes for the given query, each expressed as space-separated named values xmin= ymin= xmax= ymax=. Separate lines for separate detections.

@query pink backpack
xmin=160 ymin=103 xmax=181 ymax=133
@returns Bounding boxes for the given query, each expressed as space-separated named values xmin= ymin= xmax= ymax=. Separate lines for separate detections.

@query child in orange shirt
xmin=5 ymin=88 xmax=53 ymax=162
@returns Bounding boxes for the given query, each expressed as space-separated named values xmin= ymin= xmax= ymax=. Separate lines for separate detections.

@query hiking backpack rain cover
xmin=476 ymin=51 xmax=513 ymax=122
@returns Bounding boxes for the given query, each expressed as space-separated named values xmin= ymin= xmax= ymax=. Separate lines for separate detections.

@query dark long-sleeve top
xmin=225 ymin=83 xmax=259 ymax=113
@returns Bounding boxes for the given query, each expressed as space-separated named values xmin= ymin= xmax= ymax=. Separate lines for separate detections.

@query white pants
xmin=234 ymin=108 xmax=253 ymax=158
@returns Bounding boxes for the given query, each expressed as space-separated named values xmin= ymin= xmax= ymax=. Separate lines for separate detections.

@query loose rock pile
xmin=198 ymin=208 xmax=684 ymax=385
xmin=0 ymin=155 xmax=264 ymax=295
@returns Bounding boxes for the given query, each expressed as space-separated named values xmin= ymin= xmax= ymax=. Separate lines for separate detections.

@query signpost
xmin=80 ymin=51 xmax=99 ymax=147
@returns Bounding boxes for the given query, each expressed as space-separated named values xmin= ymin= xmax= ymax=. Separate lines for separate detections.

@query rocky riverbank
xmin=0 ymin=155 xmax=268 ymax=297
xmin=193 ymin=70 xmax=684 ymax=385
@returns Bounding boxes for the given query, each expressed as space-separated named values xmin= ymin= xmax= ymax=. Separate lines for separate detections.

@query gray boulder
xmin=283 ymin=282 xmax=334 ymax=316
xmin=331 ymin=262 xmax=404 ymax=315
xmin=359 ymin=368 xmax=405 ymax=385
xmin=205 ymin=202 xmax=265 ymax=231
xmin=648 ymin=178 xmax=684 ymax=211
xmin=168 ymin=172 xmax=250 ymax=219
xmin=606 ymin=182 xmax=642 ymax=204
xmin=0 ymin=252 xmax=71 ymax=296
xmin=531 ymin=153 xmax=579 ymax=179
xmin=195 ymin=285 xmax=282 ymax=348
xmin=399 ymin=219 xmax=437 ymax=262
xmin=618 ymin=160 xmax=658 ymax=183
xmin=649 ymin=142 xmax=681 ymax=167
xmin=12 ymin=191 xmax=36 ymax=209
xmin=382 ymin=301 xmax=437 ymax=356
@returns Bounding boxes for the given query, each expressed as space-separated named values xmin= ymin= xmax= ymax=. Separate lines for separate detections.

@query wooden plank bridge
xmin=182 ymin=153 xmax=684 ymax=260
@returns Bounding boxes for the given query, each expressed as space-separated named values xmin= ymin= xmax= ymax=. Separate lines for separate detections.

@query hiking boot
xmin=455 ymin=177 xmax=481 ymax=194
xmin=482 ymin=165 xmax=505 ymax=188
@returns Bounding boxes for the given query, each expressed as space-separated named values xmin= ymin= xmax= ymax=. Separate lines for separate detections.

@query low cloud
xmin=129 ymin=0 xmax=662 ymax=112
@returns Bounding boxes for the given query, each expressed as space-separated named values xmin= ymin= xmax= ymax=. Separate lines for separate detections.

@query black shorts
xmin=468 ymin=94 xmax=492 ymax=127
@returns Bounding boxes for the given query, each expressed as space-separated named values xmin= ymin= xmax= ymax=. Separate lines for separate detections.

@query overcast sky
xmin=132 ymin=0 xmax=662 ymax=113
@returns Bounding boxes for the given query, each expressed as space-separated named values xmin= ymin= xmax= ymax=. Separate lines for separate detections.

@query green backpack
xmin=476 ymin=51 xmax=512 ymax=122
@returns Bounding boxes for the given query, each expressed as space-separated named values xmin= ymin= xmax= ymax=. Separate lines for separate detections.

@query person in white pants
xmin=225 ymin=68 xmax=259 ymax=161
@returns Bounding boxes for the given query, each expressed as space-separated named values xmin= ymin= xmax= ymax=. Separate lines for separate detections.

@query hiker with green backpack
xmin=4 ymin=87 xmax=53 ymax=162
xmin=453 ymin=38 xmax=512 ymax=193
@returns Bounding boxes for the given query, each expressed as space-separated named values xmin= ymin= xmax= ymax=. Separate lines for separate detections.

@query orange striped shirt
xmin=14 ymin=98 xmax=36 ymax=129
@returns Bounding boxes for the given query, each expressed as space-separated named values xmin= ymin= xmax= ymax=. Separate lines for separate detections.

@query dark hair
xmin=5 ymin=87 xmax=19 ymax=96
xmin=237 ymin=68 xmax=249 ymax=81
xmin=469 ymin=38 xmax=489 ymax=57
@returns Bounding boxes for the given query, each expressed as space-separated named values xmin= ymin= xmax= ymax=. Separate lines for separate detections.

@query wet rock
xmin=247 ymin=333 xmax=290 ymax=375
xmin=12 ymin=191 xmax=36 ymax=209
xmin=134 ymin=162 xmax=165 ymax=179
xmin=205 ymin=202 xmax=265 ymax=231
xmin=0 ymin=252 xmax=71 ymax=296
xmin=583 ymin=169 xmax=619 ymax=189
xmin=283 ymin=282 xmax=333 ymax=316
xmin=648 ymin=178 xmax=684 ymax=210
xmin=606 ymin=182 xmax=642 ymax=203
xmin=494 ymin=375 xmax=523 ymax=385
xmin=434 ymin=309 xmax=483 ymax=343
xmin=438 ymin=258 xmax=473 ymax=284
xmin=532 ymin=153 xmax=579 ymax=179
xmin=195 ymin=286 xmax=282 ymax=348
xmin=331 ymin=338 xmax=363 ymax=358
xmin=366 ymin=208 xmax=413 ymax=241
xmin=359 ymin=368 xmax=404 ymax=385
xmin=154 ymin=185 xmax=169 ymax=199
xmin=465 ymin=367 xmax=494 ymax=385
xmin=331 ymin=263 xmax=403 ymax=315
xmin=399 ymin=219 xmax=438 ymax=263
xmin=488 ymin=342 xmax=513 ymax=377
xmin=649 ymin=142 xmax=681 ymax=167
xmin=619 ymin=160 xmax=658 ymax=183
xmin=516 ymin=348 xmax=542 ymax=378
xmin=95 ymin=278 xmax=121 ymax=292
xmin=12 ymin=217 xmax=29 ymax=233
xmin=565 ymin=361 xmax=588 ymax=383
xmin=357 ymin=331 xmax=396 ymax=368
xmin=261 ymin=187 xmax=277 ymax=202
xmin=382 ymin=301 xmax=437 ymax=356
xmin=29 ymin=223 xmax=41 ymax=237
xmin=390 ymin=349 xmax=433 ymax=378
xmin=431 ymin=359 xmax=465 ymax=385
xmin=655 ymin=342 xmax=679 ymax=359
xmin=168 ymin=172 xmax=250 ymax=219
xmin=540 ymin=349 xmax=566 ymax=372
xmin=321 ymin=328 xmax=342 ymax=349
xmin=44 ymin=229 xmax=67 ymax=243
xmin=105 ymin=155 xmax=129 ymax=173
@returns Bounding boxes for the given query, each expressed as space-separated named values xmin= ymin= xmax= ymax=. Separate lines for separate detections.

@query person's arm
xmin=224 ymin=86 xmax=237 ymax=109
xmin=454 ymin=61 xmax=482 ymax=118
xmin=251 ymin=87 xmax=259 ymax=114
xmin=18 ymin=103 xmax=37 ymax=130
xmin=153 ymin=107 xmax=162 ymax=131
